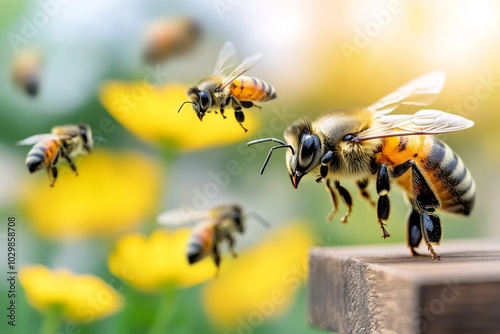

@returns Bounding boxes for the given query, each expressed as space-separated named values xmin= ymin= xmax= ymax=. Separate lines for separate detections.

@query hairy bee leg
xmin=47 ymin=150 xmax=61 ymax=187
xmin=61 ymin=148 xmax=79 ymax=176
xmin=234 ymin=108 xmax=247 ymax=132
xmin=420 ymin=212 xmax=442 ymax=260
xmin=357 ymin=179 xmax=376 ymax=206
xmin=325 ymin=179 xmax=339 ymax=221
xmin=223 ymin=232 xmax=238 ymax=258
xmin=376 ymin=164 xmax=391 ymax=238
xmin=316 ymin=151 xmax=333 ymax=183
xmin=219 ymin=97 xmax=231 ymax=119
xmin=212 ymin=243 xmax=221 ymax=277
xmin=240 ymin=101 xmax=256 ymax=109
xmin=335 ymin=181 xmax=353 ymax=224
xmin=392 ymin=160 xmax=440 ymax=213
xmin=407 ymin=208 xmax=422 ymax=256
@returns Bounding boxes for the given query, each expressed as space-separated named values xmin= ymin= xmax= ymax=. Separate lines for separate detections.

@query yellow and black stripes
xmin=25 ymin=139 xmax=60 ymax=173
xmin=424 ymin=137 xmax=475 ymax=215
xmin=230 ymin=75 xmax=276 ymax=102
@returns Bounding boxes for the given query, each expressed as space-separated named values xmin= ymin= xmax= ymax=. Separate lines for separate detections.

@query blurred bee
xmin=178 ymin=41 xmax=277 ymax=132
xmin=12 ymin=50 xmax=42 ymax=97
xmin=248 ymin=72 xmax=475 ymax=259
xmin=158 ymin=204 xmax=269 ymax=275
xmin=143 ymin=17 xmax=201 ymax=63
xmin=17 ymin=124 xmax=93 ymax=187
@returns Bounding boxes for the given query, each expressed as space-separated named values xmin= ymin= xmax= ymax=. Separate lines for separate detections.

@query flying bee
xmin=248 ymin=71 xmax=475 ymax=260
xmin=158 ymin=204 xmax=269 ymax=275
xmin=143 ymin=17 xmax=201 ymax=63
xmin=12 ymin=49 xmax=42 ymax=97
xmin=178 ymin=41 xmax=277 ymax=132
xmin=17 ymin=124 xmax=93 ymax=187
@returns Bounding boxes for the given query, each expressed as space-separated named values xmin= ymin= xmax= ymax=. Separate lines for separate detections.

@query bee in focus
xmin=178 ymin=41 xmax=277 ymax=132
xmin=143 ymin=17 xmax=201 ymax=63
xmin=158 ymin=204 xmax=269 ymax=275
xmin=17 ymin=124 xmax=93 ymax=187
xmin=248 ymin=72 xmax=475 ymax=259
xmin=12 ymin=49 xmax=42 ymax=97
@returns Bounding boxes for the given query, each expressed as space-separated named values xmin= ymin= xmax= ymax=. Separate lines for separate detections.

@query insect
xmin=158 ymin=204 xmax=269 ymax=275
xmin=12 ymin=50 xmax=42 ymax=97
xmin=178 ymin=41 xmax=277 ymax=132
xmin=247 ymin=71 xmax=475 ymax=259
xmin=17 ymin=124 xmax=93 ymax=187
xmin=143 ymin=17 xmax=201 ymax=63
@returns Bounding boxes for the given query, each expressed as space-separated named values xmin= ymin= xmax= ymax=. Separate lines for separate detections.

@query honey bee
xmin=248 ymin=72 xmax=475 ymax=259
xmin=12 ymin=50 xmax=42 ymax=97
xmin=158 ymin=204 xmax=269 ymax=275
xmin=178 ymin=41 xmax=277 ymax=132
xmin=143 ymin=17 xmax=201 ymax=63
xmin=17 ymin=124 xmax=93 ymax=187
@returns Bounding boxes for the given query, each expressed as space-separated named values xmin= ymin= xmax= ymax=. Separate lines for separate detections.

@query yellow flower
xmin=20 ymin=265 xmax=123 ymax=322
xmin=202 ymin=222 xmax=314 ymax=328
xmin=20 ymin=149 xmax=161 ymax=239
xmin=99 ymin=82 xmax=260 ymax=151
xmin=108 ymin=229 xmax=214 ymax=293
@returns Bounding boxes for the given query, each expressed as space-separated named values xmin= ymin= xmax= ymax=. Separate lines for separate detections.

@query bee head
xmin=284 ymin=119 xmax=322 ymax=188
xmin=180 ymin=87 xmax=212 ymax=121
xmin=78 ymin=124 xmax=94 ymax=153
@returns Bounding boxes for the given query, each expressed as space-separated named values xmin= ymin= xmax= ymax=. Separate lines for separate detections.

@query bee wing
xmin=212 ymin=41 xmax=238 ymax=76
xmin=369 ymin=71 xmax=446 ymax=116
xmin=157 ymin=207 xmax=212 ymax=227
xmin=355 ymin=109 xmax=474 ymax=142
xmin=16 ymin=133 xmax=58 ymax=145
xmin=219 ymin=52 xmax=262 ymax=91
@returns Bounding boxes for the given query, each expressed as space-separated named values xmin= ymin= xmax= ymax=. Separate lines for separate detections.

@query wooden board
xmin=308 ymin=239 xmax=500 ymax=334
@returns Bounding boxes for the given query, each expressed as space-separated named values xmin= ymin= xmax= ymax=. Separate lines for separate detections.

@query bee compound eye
xmin=299 ymin=135 xmax=319 ymax=165
xmin=343 ymin=134 xmax=355 ymax=142
xmin=199 ymin=91 xmax=211 ymax=110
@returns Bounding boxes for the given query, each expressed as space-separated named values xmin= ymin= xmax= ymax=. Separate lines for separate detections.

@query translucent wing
xmin=354 ymin=109 xmax=474 ymax=142
xmin=158 ymin=207 xmax=212 ymax=227
xmin=369 ymin=71 xmax=446 ymax=116
xmin=219 ymin=52 xmax=262 ymax=90
xmin=212 ymin=41 xmax=237 ymax=75
xmin=17 ymin=133 xmax=59 ymax=145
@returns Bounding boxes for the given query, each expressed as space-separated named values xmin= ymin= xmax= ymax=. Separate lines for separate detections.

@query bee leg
xmin=219 ymin=97 xmax=230 ymax=119
xmin=212 ymin=243 xmax=221 ymax=277
xmin=376 ymin=164 xmax=391 ymax=238
xmin=240 ymin=101 xmax=256 ymax=109
xmin=406 ymin=208 xmax=422 ymax=256
xmin=47 ymin=150 xmax=61 ymax=187
xmin=335 ymin=181 xmax=353 ymax=224
xmin=357 ymin=178 xmax=376 ymax=207
xmin=420 ymin=212 xmax=442 ymax=260
xmin=316 ymin=151 xmax=333 ymax=183
xmin=325 ymin=179 xmax=339 ymax=221
xmin=392 ymin=160 xmax=440 ymax=214
xmin=48 ymin=166 xmax=58 ymax=187
xmin=234 ymin=108 xmax=247 ymax=132
xmin=61 ymin=148 xmax=78 ymax=176
xmin=223 ymin=231 xmax=238 ymax=258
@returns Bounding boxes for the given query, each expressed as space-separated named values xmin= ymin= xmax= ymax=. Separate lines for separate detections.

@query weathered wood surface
xmin=308 ymin=240 xmax=500 ymax=334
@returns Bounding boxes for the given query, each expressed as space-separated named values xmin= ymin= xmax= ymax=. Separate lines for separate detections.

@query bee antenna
xmin=246 ymin=138 xmax=294 ymax=174
xmin=244 ymin=212 xmax=271 ymax=229
xmin=177 ymin=101 xmax=193 ymax=113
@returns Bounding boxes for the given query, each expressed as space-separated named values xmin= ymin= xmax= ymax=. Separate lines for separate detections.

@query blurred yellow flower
xmin=20 ymin=265 xmax=123 ymax=323
xmin=202 ymin=222 xmax=314 ymax=328
xmin=108 ymin=229 xmax=214 ymax=293
xmin=99 ymin=82 xmax=260 ymax=151
xmin=20 ymin=149 xmax=161 ymax=239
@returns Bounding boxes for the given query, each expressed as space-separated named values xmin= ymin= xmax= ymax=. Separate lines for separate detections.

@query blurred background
xmin=1 ymin=0 xmax=500 ymax=333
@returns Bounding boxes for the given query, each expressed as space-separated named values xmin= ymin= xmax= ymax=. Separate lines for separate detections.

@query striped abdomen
xmin=230 ymin=75 xmax=276 ymax=102
xmin=25 ymin=138 xmax=61 ymax=173
xmin=377 ymin=135 xmax=475 ymax=215
xmin=187 ymin=221 xmax=215 ymax=264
